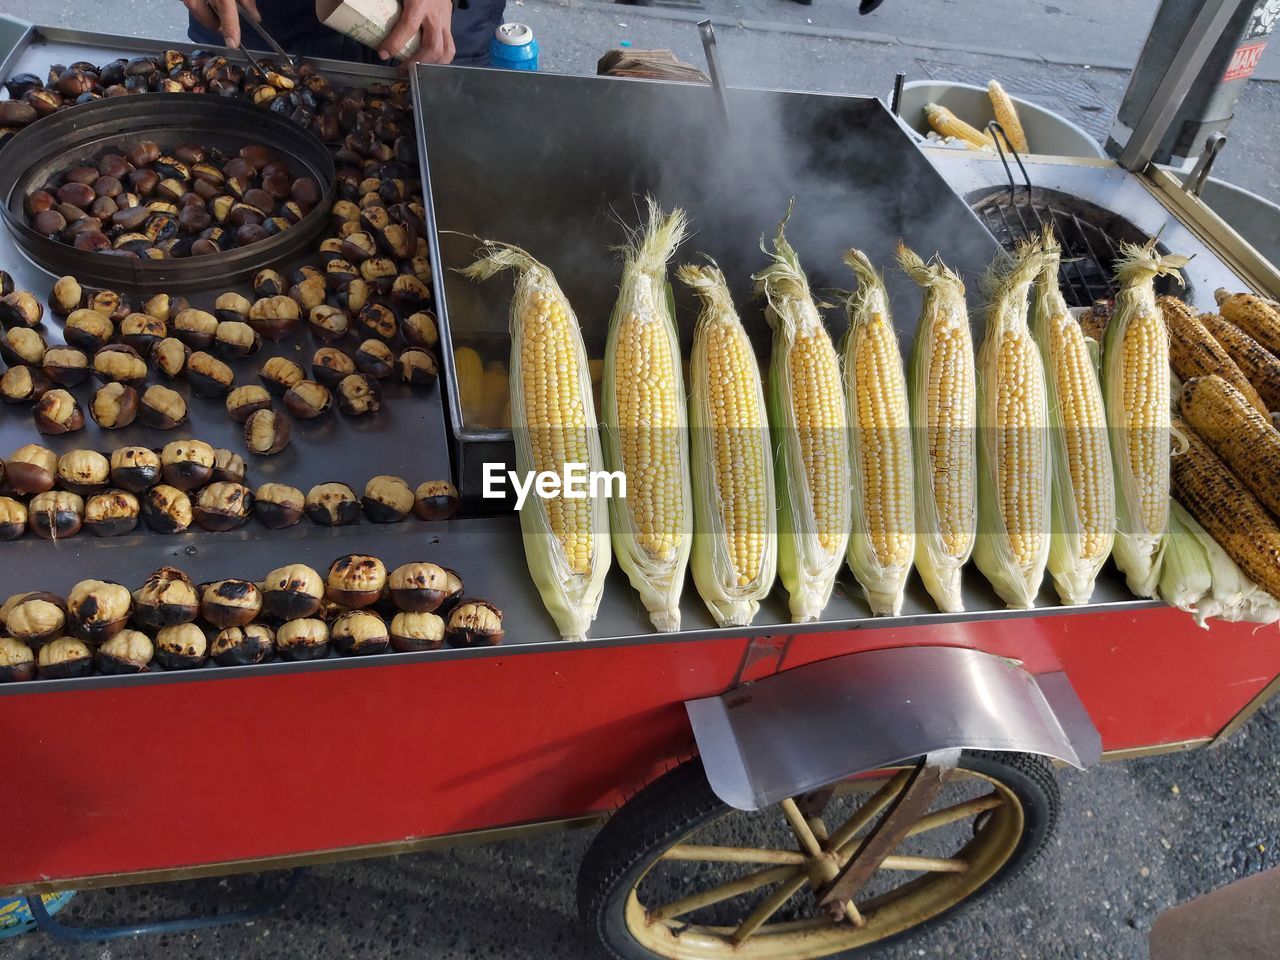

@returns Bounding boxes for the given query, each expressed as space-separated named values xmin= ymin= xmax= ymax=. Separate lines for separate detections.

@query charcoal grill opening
xmin=968 ymin=186 xmax=1189 ymax=309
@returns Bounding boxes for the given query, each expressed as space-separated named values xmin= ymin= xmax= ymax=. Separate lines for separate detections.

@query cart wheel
xmin=578 ymin=751 xmax=1058 ymax=960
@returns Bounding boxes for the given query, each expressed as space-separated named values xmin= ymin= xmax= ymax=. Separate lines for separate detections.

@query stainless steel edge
xmin=0 ymin=16 xmax=35 ymax=84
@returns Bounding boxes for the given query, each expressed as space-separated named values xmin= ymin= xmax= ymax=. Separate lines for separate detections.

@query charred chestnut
xmin=305 ymin=482 xmax=360 ymax=526
xmin=356 ymin=302 xmax=397 ymax=340
xmin=38 ymin=346 xmax=88 ymax=387
xmin=354 ymin=339 xmax=394 ymax=379
xmin=259 ymin=356 xmax=304 ymax=395
xmin=173 ymin=308 xmax=218 ymax=348
xmin=253 ymin=268 xmax=286 ymax=298
xmin=144 ymin=293 xmax=182 ymax=322
xmin=262 ymin=563 xmax=324 ymax=619
xmin=110 ymin=446 xmax=161 ymax=493
xmin=86 ymin=290 xmax=128 ymax=322
xmin=248 ymin=295 xmax=302 ymax=341
xmin=1 ymin=327 xmax=47 ymax=366
xmin=0 ymin=365 xmax=49 ymax=403
xmin=56 ymin=450 xmax=110 ymax=496
xmin=141 ymin=484 xmax=192 ymax=534
xmin=391 ymin=274 xmax=431 ymax=314
xmin=160 ymin=439 xmax=215 ymax=490
xmin=413 ymin=480 xmax=459 ymax=521
xmin=307 ymin=304 xmax=349 ymax=341
xmin=225 ymin=384 xmax=272 ymax=423
xmin=389 ymin=561 xmax=449 ymax=613
xmin=438 ymin=567 xmax=465 ymax=616
xmin=362 ymin=475 xmax=412 ymax=523
xmin=276 ymin=617 xmax=329 ymax=661
xmin=28 ymin=490 xmax=83 ymax=539
xmin=331 ymin=609 xmax=388 ymax=656
xmin=151 ymin=337 xmax=190 ymax=379
xmin=0 ymin=497 xmax=26 ymax=540
xmin=283 ymin=379 xmax=331 ymax=419
xmin=154 ymin=622 xmax=207 ymax=670
xmin=7 ymin=443 xmax=57 ymax=494
xmin=132 ymin=566 xmax=198 ymax=630
xmin=244 ymin=408 xmax=291 ymax=456
xmin=211 ymin=448 xmax=246 ymax=484
xmin=445 ymin=599 xmax=504 ymax=647
xmin=312 ymin=347 xmax=355 ymax=388
xmin=67 ymin=579 xmax=132 ymax=643
xmin=398 ymin=348 xmax=438 ymax=389
xmin=210 ymin=623 xmax=274 ymax=666
xmin=193 ymin=481 xmax=253 ymax=531
xmin=325 ymin=554 xmax=386 ymax=608
xmin=0 ymin=637 xmax=36 ymax=682
xmin=214 ymin=320 xmax=260 ymax=358
xmin=119 ymin=312 xmax=167 ymax=353
xmin=5 ymin=593 xmax=66 ymax=646
xmin=84 ymin=488 xmax=140 ymax=537
xmin=138 ymin=384 xmax=188 ymax=430
xmin=38 ymin=636 xmax=93 ymax=679
xmin=64 ymin=309 xmax=114 ymax=352
xmin=401 ymin=311 xmax=438 ymax=350
xmin=34 ymin=389 xmax=85 ymax=435
xmin=199 ymin=579 xmax=261 ymax=629
xmin=92 ymin=344 xmax=147 ymax=387
xmin=95 ymin=629 xmax=153 ymax=674
xmin=254 ymin=482 xmax=304 ymax=529
xmin=187 ymin=351 xmax=234 ymax=397
xmin=389 ymin=611 xmax=444 ymax=653
xmin=90 ymin=382 xmax=139 ymax=430
xmin=335 ymin=373 xmax=380 ymax=417
xmin=0 ymin=291 xmax=44 ymax=328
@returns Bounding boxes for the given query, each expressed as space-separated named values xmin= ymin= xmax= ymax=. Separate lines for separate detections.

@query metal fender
xmin=685 ymin=645 xmax=1101 ymax=811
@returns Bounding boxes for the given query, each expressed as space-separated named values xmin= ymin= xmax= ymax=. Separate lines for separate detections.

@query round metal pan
xmin=0 ymin=94 xmax=335 ymax=293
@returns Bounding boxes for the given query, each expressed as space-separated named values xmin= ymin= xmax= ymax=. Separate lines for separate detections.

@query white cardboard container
xmin=316 ymin=0 xmax=420 ymax=60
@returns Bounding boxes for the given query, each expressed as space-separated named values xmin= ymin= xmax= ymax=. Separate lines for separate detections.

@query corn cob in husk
xmin=461 ymin=242 xmax=610 ymax=640
xmin=601 ymin=202 xmax=692 ymax=632
xmin=755 ymin=215 xmax=850 ymax=622
xmin=1169 ymin=499 xmax=1280 ymax=627
xmin=680 ymin=261 xmax=777 ymax=627
xmin=1157 ymin=499 xmax=1213 ymax=616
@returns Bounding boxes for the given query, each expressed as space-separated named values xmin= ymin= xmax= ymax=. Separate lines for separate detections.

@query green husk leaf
xmin=1169 ymin=500 xmax=1280 ymax=627
xmin=1157 ymin=500 xmax=1212 ymax=618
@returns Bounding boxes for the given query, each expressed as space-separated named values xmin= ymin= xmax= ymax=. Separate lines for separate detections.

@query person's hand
xmin=181 ymin=0 xmax=262 ymax=48
xmin=378 ymin=0 xmax=455 ymax=64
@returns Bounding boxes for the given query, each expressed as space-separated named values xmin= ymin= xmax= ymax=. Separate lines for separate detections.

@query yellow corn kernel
xmin=924 ymin=103 xmax=994 ymax=150
xmin=1215 ymin=288 xmax=1280 ymax=355
xmin=453 ymin=346 xmax=485 ymax=424
xmin=988 ymin=80 xmax=1029 ymax=153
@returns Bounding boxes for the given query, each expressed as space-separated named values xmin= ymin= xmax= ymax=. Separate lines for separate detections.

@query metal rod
xmin=235 ymin=0 xmax=296 ymax=71
xmin=697 ymin=20 xmax=730 ymax=121
xmin=1185 ymin=132 xmax=1227 ymax=198
xmin=890 ymin=72 xmax=905 ymax=116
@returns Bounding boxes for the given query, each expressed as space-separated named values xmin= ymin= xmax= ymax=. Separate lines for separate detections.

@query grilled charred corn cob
xmin=1078 ymin=298 xmax=1113 ymax=349
xmin=1160 ymin=296 xmax=1267 ymax=416
xmin=1199 ymin=311 xmax=1280 ymax=412
xmin=1170 ymin=418 xmax=1280 ymax=601
xmin=601 ymin=202 xmax=691 ymax=632
xmin=987 ymin=80 xmax=1029 ymax=153
xmin=680 ymin=261 xmax=777 ymax=627
xmin=1031 ymin=228 xmax=1114 ymax=605
xmin=842 ymin=249 xmax=913 ymax=616
xmin=973 ymin=244 xmax=1051 ymax=609
xmin=898 ymin=243 xmax=976 ymax=613
xmin=1215 ymin=288 xmax=1280 ymax=355
xmin=1180 ymin=374 xmax=1280 ymax=519
xmin=461 ymin=242 xmax=610 ymax=640
xmin=924 ymin=103 xmax=994 ymax=151
xmin=1102 ymin=240 xmax=1190 ymax=598
xmin=755 ymin=213 xmax=850 ymax=622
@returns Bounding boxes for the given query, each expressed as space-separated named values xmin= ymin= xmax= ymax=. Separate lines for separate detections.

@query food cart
xmin=1 ymin=9 xmax=1278 ymax=958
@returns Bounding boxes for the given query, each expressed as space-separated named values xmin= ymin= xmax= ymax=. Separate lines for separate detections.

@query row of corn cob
xmin=923 ymin=81 xmax=1030 ymax=154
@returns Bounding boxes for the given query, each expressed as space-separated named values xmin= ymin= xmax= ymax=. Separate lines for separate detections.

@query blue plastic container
xmin=0 ymin=892 xmax=76 ymax=939
xmin=489 ymin=23 xmax=538 ymax=71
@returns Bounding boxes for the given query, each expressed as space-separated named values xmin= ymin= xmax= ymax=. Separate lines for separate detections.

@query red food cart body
xmin=4 ymin=606 xmax=1277 ymax=894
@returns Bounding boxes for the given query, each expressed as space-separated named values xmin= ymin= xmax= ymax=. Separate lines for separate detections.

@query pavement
xmin=2 ymin=1 xmax=1280 ymax=958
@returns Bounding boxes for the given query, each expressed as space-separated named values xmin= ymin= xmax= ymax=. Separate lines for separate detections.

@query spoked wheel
xmin=578 ymin=751 xmax=1058 ymax=960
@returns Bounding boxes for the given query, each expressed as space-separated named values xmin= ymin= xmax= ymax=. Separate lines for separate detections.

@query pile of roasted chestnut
xmin=25 ymin=140 xmax=321 ymax=258
xmin=0 ymin=557 xmax=503 ymax=682
xmin=0 ymin=438 xmax=459 ymax=539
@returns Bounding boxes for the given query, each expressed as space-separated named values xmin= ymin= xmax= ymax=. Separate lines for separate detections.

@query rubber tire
xmin=577 ymin=751 xmax=1060 ymax=960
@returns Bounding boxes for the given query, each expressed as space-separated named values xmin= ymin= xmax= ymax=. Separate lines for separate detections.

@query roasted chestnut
xmin=0 ymin=365 xmax=49 ymax=403
xmin=356 ymin=302 xmax=397 ymax=340
xmin=335 ymin=373 xmax=380 ymax=417
xmin=259 ymin=356 xmax=304 ymax=394
xmin=248 ymin=295 xmax=302 ymax=341
xmin=34 ymin=388 xmax=84 ymax=435
xmin=325 ymin=554 xmax=386 ymax=608
xmin=0 ymin=291 xmax=44 ymax=328
xmin=154 ymin=622 xmax=207 ymax=670
xmin=67 ymin=579 xmax=132 ymax=643
xmin=283 ymin=379 xmax=331 ymax=419
xmin=0 ymin=637 xmax=36 ymax=683
xmin=138 ymin=384 xmax=188 ymax=430
xmin=401 ymin=311 xmax=438 ymax=350
xmin=253 ymin=268 xmax=286 ymax=298
xmin=214 ymin=319 xmax=260 ymax=358
xmin=275 ymin=617 xmax=329 ymax=661
xmin=391 ymin=274 xmax=430 ymax=313
xmin=1 ymin=327 xmax=46 ymax=366
xmin=200 ymin=579 xmax=262 ymax=628
xmin=141 ymin=483 xmax=192 ymax=534
xmin=28 ymin=490 xmax=84 ymax=539
xmin=361 ymin=475 xmax=412 ymax=523
xmin=90 ymin=382 xmax=139 ymax=430
xmin=132 ymin=566 xmax=198 ymax=630
xmin=331 ymin=609 xmax=388 ymax=656
xmin=95 ymin=629 xmax=154 ymax=674
xmin=307 ymin=304 xmax=349 ymax=341
xmin=354 ymin=339 xmax=395 ymax=379
xmin=398 ymin=348 xmax=438 ymax=389
xmin=226 ymin=384 xmax=272 ymax=423
xmin=56 ymin=450 xmax=110 ymax=496
xmin=210 ymin=623 xmax=274 ymax=666
xmin=263 ymin=563 xmax=324 ymax=620
xmin=173 ymin=308 xmax=218 ymax=348
xmin=64 ymin=309 xmax=114 ymax=352
xmin=36 ymin=346 xmax=85 ymax=388
xmin=413 ymin=480 xmax=459 ymax=521
xmin=5 ymin=593 xmax=66 ymax=646
xmin=86 ymin=289 xmax=128 ymax=322
xmin=305 ymin=482 xmax=360 ymax=526
xmin=109 ymin=446 xmax=161 ymax=493
xmin=0 ymin=497 xmax=26 ymax=540
xmin=389 ymin=611 xmax=444 ymax=653
xmin=92 ymin=344 xmax=147 ymax=387
xmin=160 ymin=439 xmax=215 ymax=490
xmin=312 ymin=347 xmax=355 ymax=388
xmin=211 ymin=448 xmax=246 ymax=485
xmin=84 ymin=488 xmax=140 ymax=537
xmin=438 ymin=567 xmax=465 ymax=616
xmin=151 ymin=336 xmax=190 ymax=379
xmin=188 ymin=351 xmax=235 ymax=398
xmin=388 ymin=561 xmax=449 ymax=613
xmin=445 ymin=599 xmax=504 ymax=647
xmin=144 ymin=293 xmax=181 ymax=323
xmin=193 ymin=481 xmax=253 ymax=531
xmin=118 ymin=312 xmax=167 ymax=353
xmin=252 ymin=482 xmax=304 ymax=529
xmin=244 ymin=408 xmax=291 ymax=456
xmin=38 ymin=637 xmax=93 ymax=679
xmin=7 ymin=443 xmax=57 ymax=493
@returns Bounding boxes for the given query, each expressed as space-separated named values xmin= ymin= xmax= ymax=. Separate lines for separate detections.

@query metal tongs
xmin=218 ymin=0 xmax=326 ymax=88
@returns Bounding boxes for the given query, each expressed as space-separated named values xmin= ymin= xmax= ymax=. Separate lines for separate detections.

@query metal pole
xmin=697 ymin=20 xmax=729 ymax=121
